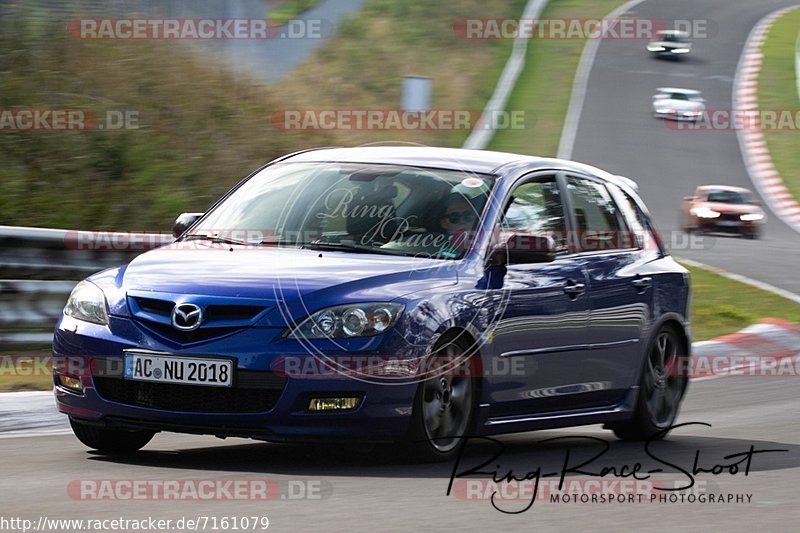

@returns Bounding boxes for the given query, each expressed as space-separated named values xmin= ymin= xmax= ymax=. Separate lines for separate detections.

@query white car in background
xmin=652 ymin=88 xmax=705 ymax=121
xmin=647 ymin=30 xmax=692 ymax=58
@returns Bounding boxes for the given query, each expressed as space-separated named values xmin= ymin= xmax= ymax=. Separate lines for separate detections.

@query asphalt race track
xmin=2 ymin=375 xmax=799 ymax=531
xmin=2 ymin=1 xmax=799 ymax=531
xmin=569 ymin=0 xmax=800 ymax=295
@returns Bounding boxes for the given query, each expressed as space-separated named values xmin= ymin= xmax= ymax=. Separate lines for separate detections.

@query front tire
xmin=405 ymin=335 xmax=478 ymax=462
xmin=610 ymin=325 xmax=688 ymax=441
xmin=70 ymin=418 xmax=155 ymax=453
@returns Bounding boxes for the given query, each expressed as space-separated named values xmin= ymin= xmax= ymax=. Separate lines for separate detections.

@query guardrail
xmin=0 ymin=225 xmax=171 ymax=347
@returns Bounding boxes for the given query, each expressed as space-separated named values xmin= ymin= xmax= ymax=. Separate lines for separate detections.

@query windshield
xmin=706 ymin=190 xmax=754 ymax=204
xmin=189 ymin=162 xmax=496 ymax=259
xmin=662 ymin=33 xmax=688 ymax=43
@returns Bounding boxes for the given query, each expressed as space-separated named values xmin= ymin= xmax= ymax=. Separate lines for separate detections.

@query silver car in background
xmin=652 ymin=88 xmax=705 ymax=121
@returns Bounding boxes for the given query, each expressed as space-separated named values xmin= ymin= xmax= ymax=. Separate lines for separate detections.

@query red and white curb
xmin=692 ymin=318 xmax=800 ymax=381
xmin=734 ymin=5 xmax=800 ymax=233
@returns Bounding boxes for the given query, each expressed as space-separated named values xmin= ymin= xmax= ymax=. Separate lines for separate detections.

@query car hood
xmin=92 ymin=243 xmax=458 ymax=316
xmin=703 ymin=202 xmax=762 ymax=215
xmin=650 ymin=40 xmax=691 ymax=49
xmin=656 ymin=99 xmax=704 ymax=111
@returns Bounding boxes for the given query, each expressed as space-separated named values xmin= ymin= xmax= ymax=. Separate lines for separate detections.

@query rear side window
xmin=565 ymin=176 xmax=627 ymax=251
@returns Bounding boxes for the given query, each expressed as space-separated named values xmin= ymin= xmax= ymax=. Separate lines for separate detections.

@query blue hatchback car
xmin=54 ymin=146 xmax=690 ymax=461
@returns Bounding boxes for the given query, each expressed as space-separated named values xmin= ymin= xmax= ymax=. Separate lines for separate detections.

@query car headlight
xmin=671 ymin=48 xmax=691 ymax=53
xmin=691 ymin=207 xmax=721 ymax=219
xmin=740 ymin=213 xmax=765 ymax=221
xmin=64 ymin=281 xmax=109 ymax=325
xmin=289 ymin=303 xmax=404 ymax=339
xmin=648 ymin=45 xmax=665 ymax=52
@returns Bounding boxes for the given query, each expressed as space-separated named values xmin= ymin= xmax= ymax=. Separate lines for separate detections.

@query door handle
xmin=563 ymin=280 xmax=586 ymax=298
xmin=632 ymin=276 xmax=652 ymax=292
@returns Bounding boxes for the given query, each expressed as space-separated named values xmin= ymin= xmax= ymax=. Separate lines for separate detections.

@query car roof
xmin=282 ymin=146 xmax=535 ymax=174
xmin=656 ymin=87 xmax=701 ymax=95
xmin=656 ymin=30 xmax=689 ymax=37
xmin=279 ymin=146 xmax=641 ymax=194
xmin=697 ymin=184 xmax=753 ymax=194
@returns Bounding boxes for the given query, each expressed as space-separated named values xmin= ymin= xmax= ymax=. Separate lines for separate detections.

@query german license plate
xmin=717 ymin=220 xmax=740 ymax=227
xmin=123 ymin=351 xmax=233 ymax=387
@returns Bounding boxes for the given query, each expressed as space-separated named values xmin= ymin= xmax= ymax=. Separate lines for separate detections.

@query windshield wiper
xmin=299 ymin=241 xmax=403 ymax=256
xmin=182 ymin=233 xmax=250 ymax=246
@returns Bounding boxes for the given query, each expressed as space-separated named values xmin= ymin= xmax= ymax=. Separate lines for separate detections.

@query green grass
xmin=0 ymin=5 xmax=305 ymax=229
xmin=686 ymin=264 xmax=800 ymax=341
xmin=0 ymin=0 xmax=524 ymax=229
xmin=0 ymin=349 xmax=53 ymax=391
xmin=759 ymin=8 xmax=800 ymax=202
xmin=489 ymin=0 xmax=624 ymax=155
xmin=269 ymin=0 xmax=320 ymax=26
xmin=275 ymin=0 xmax=526 ymax=149
xmin=0 ymin=373 xmax=52 ymax=392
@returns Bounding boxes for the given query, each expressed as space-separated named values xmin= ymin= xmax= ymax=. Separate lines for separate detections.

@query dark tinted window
xmin=706 ymin=190 xmax=754 ymax=204
xmin=566 ymin=176 xmax=628 ymax=251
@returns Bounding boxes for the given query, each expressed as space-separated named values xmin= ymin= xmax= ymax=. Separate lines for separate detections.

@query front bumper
xmin=695 ymin=217 xmax=762 ymax=235
xmin=648 ymin=47 xmax=691 ymax=58
xmin=53 ymin=315 xmax=421 ymax=443
xmin=654 ymin=109 xmax=703 ymax=121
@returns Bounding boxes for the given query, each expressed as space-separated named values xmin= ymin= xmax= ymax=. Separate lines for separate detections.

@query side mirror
xmin=172 ymin=212 xmax=204 ymax=238
xmin=683 ymin=196 xmax=695 ymax=202
xmin=486 ymin=234 xmax=558 ymax=266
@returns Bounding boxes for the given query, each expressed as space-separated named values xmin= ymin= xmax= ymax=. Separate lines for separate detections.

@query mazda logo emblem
xmin=171 ymin=303 xmax=204 ymax=331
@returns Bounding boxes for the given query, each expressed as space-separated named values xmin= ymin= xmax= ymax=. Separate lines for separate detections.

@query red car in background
xmin=682 ymin=185 xmax=766 ymax=239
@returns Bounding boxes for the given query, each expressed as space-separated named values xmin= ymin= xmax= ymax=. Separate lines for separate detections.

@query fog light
xmin=308 ymin=397 xmax=360 ymax=411
xmin=57 ymin=374 xmax=83 ymax=393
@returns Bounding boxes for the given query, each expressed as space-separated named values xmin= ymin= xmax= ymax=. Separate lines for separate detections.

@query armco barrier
xmin=0 ymin=225 xmax=170 ymax=346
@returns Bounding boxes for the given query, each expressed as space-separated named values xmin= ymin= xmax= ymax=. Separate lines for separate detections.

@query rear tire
xmin=610 ymin=325 xmax=688 ymax=441
xmin=70 ymin=418 xmax=155 ymax=453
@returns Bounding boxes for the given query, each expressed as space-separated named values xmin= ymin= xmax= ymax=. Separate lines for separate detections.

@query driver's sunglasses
xmin=443 ymin=210 xmax=477 ymax=224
